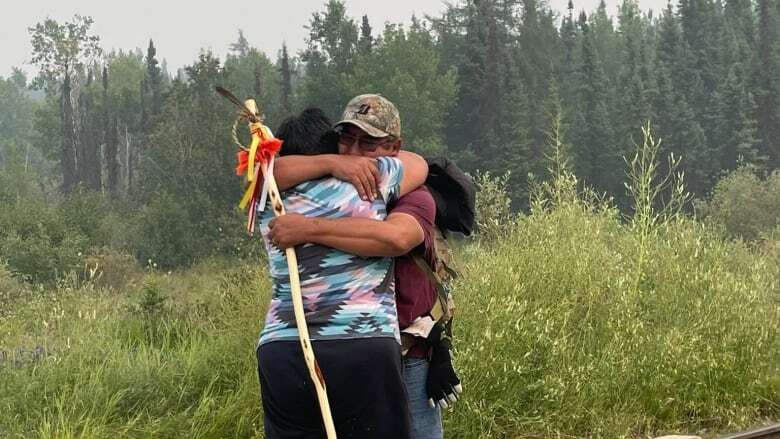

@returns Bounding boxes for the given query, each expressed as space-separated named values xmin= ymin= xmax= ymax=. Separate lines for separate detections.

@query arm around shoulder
xmin=396 ymin=151 xmax=428 ymax=197
xmin=273 ymin=154 xmax=339 ymax=190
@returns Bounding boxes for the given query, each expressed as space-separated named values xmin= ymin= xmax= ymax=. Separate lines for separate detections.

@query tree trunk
xmin=80 ymin=85 xmax=102 ymax=191
xmin=105 ymin=116 xmax=119 ymax=196
xmin=61 ymin=71 xmax=78 ymax=193
xmin=125 ymin=125 xmax=133 ymax=192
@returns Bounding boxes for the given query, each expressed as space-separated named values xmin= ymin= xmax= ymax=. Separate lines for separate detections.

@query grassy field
xmin=1 ymin=185 xmax=779 ymax=438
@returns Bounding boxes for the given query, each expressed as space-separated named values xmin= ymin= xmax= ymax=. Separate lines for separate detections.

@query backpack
xmin=425 ymin=157 xmax=477 ymax=236
xmin=408 ymin=157 xmax=476 ymax=344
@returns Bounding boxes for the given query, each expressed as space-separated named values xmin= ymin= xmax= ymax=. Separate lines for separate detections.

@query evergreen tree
xmin=755 ymin=0 xmax=780 ymax=167
xmin=518 ymin=0 xmax=561 ymax=180
xmin=145 ymin=39 xmax=162 ymax=116
xmin=589 ymin=0 xmax=619 ymax=76
xmin=616 ymin=0 xmax=651 ymax=163
xmin=279 ymin=43 xmax=293 ymax=116
xmin=571 ymin=15 xmax=620 ymax=195
xmin=718 ymin=63 xmax=762 ymax=169
xmin=654 ymin=3 xmax=711 ymax=194
xmin=725 ymin=0 xmax=756 ymax=51
xmin=229 ymin=29 xmax=251 ymax=57
xmin=359 ymin=15 xmax=373 ymax=55
xmin=498 ymin=64 xmax=534 ymax=206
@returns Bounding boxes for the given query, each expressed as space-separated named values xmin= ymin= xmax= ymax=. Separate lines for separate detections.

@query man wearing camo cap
xmin=269 ymin=94 xmax=461 ymax=439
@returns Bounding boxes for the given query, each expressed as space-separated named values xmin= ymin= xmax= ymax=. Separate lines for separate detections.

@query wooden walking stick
xmin=216 ymin=87 xmax=336 ymax=438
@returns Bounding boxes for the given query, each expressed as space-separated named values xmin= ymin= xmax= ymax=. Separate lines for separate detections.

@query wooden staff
xmin=244 ymin=99 xmax=337 ymax=438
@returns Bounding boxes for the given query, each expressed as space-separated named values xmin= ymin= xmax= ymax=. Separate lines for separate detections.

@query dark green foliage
xmin=348 ymin=21 xmax=458 ymax=154
xmin=136 ymin=280 xmax=167 ymax=315
xmin=298 ymin=0 xmax=359 ymax=119
xmin=132 ymin=190 xmax=197 ymax=268
xmin=144 ymin=39 xmax=163 ymax=117
xmin=570 ymin=15 xmax=621 ymax=196
xmin=77 ymin=70 xmax=102 ymax=191
xmin=59 ymin=187 xmax=112 ymax=247
xmin=756 ymin=0 xmax=780 ymax=168
xmin=0 ymin=70 xmax=36 ymax=150
xmin=359 ymin=15 xmax=373 ymax=55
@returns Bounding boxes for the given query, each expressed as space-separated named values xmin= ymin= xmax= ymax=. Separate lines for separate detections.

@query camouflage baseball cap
xmin=335 ymin=94 xmax=401 ymax=138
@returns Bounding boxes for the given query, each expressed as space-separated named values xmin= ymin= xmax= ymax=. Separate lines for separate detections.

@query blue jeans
xmin=403 ymin=357 xmax=443 ymax=439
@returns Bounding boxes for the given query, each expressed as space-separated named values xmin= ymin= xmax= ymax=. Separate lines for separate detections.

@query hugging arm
xmin=268 ymin=151 xmax=428 ymax=255
xmin=268 ymin=212 xmax=423 ymax=257
xmin=273 ymin=151 xmax=427 ymax=201
xmin=272 ymin=154 xmax=377 ymax=199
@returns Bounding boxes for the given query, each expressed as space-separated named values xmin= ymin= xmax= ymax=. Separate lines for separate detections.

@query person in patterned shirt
xmin=255 ymin=103 xmax=428 ymax=439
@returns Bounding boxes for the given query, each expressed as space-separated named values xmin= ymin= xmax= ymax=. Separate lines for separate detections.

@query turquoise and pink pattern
xmin=257 ymin=157 xmax=404 ymax=346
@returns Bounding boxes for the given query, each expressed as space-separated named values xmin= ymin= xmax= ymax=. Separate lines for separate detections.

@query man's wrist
xmin=305 ymin=217 xmax=326 ymax=237
xmin=321 ymin=154 xmax=339 ymax=176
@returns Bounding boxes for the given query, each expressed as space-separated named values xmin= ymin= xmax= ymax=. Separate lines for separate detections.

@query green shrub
xmin=699 ymin=168 xmax=780 ymax=241
xmin=0 ymin=198 xmax=87 ymax=282
xmin=129 ymin=189 xmax=263 ymax=269
xmin=59 ymin=187 xmax=113 ymax=248
xmin=131 ymin=191 xmax=199 ymax=269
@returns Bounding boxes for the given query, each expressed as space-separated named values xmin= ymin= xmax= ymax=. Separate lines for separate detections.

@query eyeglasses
xmin=337 ymin=130 xmax=393 ymax=152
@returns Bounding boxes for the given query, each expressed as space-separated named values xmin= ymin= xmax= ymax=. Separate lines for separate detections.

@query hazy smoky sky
xmin=1 ymin=0 xmax=669 ymax=79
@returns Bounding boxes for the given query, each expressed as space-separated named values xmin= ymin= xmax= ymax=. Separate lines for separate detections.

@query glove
xmin=425 ymin=339 xmax=463 ymax=410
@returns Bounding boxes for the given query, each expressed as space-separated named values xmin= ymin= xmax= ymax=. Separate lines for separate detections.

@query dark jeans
xmin=257 ymin=338 xmax=412 ymax=439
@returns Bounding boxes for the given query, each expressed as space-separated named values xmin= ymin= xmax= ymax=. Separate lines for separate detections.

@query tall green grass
xmin=1 ymin=259 xmax=270 ymax=438
xmin=446 ymin=202 xmax=779 ymax=438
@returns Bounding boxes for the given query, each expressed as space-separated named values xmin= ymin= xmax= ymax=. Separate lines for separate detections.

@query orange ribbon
xmin=235 ymin=137 xmax=283 ymax=176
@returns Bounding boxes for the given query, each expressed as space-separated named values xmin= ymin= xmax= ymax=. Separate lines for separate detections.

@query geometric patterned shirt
xmin=257 ymin=157 xmax=403 ymax=346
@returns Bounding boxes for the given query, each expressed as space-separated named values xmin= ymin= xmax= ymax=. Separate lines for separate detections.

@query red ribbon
xmin=235 ymin=138 xmax=283 ymax=176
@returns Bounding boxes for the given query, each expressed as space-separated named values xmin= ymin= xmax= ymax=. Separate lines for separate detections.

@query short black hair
xmin=275 ymin=108 xmax=339 ymax=156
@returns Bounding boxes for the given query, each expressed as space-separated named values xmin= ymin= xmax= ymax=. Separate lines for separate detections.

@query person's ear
xmin=389 ymin=137 xmax=402 ymax=156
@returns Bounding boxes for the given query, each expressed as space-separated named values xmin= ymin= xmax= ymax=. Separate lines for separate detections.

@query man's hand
xmin=426 ymin=340 xmax=463 ymax=410
xmin=328 ymin=155 xmax=380 ymax=201
xmin=268 ymin=213 xmax=315 ymax=249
